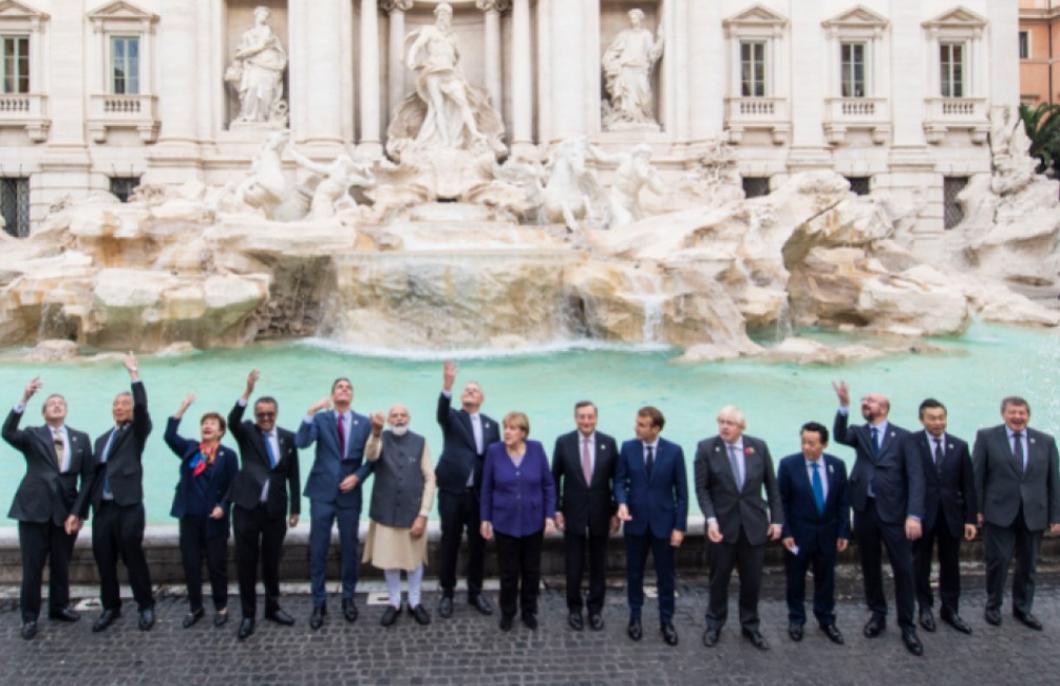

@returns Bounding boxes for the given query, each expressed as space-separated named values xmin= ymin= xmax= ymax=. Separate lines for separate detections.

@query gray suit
xmin=973 ymin=424 xmax=1060 ymax=615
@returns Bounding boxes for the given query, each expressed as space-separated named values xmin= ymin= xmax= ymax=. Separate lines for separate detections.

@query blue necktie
xmin=869 ymin=427 xmax=880 ymax=458
xmin=811 ymin=462 xmax=826 ymax=515
xmin=263 ymin=431 xmax=277 ymax=468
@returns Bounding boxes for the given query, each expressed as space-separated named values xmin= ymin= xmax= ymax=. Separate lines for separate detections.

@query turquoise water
xmin=1 ymin=322 xmax=1057 ymax=525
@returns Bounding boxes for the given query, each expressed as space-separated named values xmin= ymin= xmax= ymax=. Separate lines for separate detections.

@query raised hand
xmin=442 ymin=361 xmax=457 ymax=392
xmin=174 ymin=394 xmax=195 ymax=419
xmin=21 ymin=377 xmax=41 ymax=405
xmin=124 ymin=352 xmax=140 ymax=381
xmin=832 ymin=380 xmax=850 ymax=407
xmin=370 ymin=412 xmax=385 ymax=436
xmin=307 ymin=396 xmax=331 ymax=415
xmin=243 ymin=369 xmax=260 ymax=400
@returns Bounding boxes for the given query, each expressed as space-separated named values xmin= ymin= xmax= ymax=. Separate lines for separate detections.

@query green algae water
xmin=1 ymin=322 xmax=1056 ymax=524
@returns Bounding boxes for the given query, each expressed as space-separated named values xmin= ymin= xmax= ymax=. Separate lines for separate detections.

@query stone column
xmin=383 ymin=0 xmax=413 ymax=121
xmin=359 ymin=0 xmax=383 ymax=156
xmin=477 ymin=1 xmax=508 ymax=115
xmin=302 ymin=0 xmax=343 ymax=146
xmin=786 ymin=2 xmax=830 ymax=170
xmin=548 ymin=0 xmax=585 ymax=140
xmin=510 ymin=0 xmax=533 ymax=156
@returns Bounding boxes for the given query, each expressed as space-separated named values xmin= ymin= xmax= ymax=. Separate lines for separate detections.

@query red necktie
xmin=581 ymin=438 xmax=592 ymax=484
xmin=337 ymin=413 xmax=346 ymax=459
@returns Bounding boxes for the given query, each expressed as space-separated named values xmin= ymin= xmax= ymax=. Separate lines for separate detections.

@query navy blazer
xmin=227 ymin=400 xmax=301 ymax=519
xmin=296 ymin=410 xmax=374 ymax=511
xmin=434 ymin=392 xmax=500 ymax=494
xmin=164 ymin=417 xmax=238 ymax=538
xmin=778 ymin=453 xmax=851 ymax=555
xmin=833 ymin=411 xmax=923 ymax=524
xmin=904 ymin=430 xmax=976 ymax=538
xmin=480 ymin=440 xmax=556 ymax=538
xmin=615 ymin=437 xmax=688 ymax=539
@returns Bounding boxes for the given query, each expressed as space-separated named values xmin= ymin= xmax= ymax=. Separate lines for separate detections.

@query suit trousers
xmin=308 ymin=499 xmax=360 ymax=607
xmin=495 ymin=530 xmax=544 ymax=618
xmin=854 ymin=498 xmax=915 ymax=629
xmin=984 ymin=504 xmax=1041 ymax=615
xmin=178 ymin=515 xmax=229 ymax=612
xmin=17 ymin=520 xmax=77 ymax=621
xmin=625 ymin=531 xmax=675 ymax=625
xmin=563 ymin=529 xmax=608 ymax=614
xmin=784 ymin=543 xmax=837 ymax=627
xmin=92 ymin=501 xmax=154 ymax=612
xmin=913 ymin=508 xmax=963 ymax=614
xmin=438 ymin=488 xmax=485 ymax=598
xmin=233 ymin=503 xmax=286 ymax=618
xmin=706 ymin=530 xmax=765 ymax=631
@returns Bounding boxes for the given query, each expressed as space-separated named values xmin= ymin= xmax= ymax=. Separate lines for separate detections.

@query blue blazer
xmin=163 ymin=417 xmax=238 ymax=539
xmin=615 ymin=437 xmax=688 ymax=539
xmin=480 ymin=440 xmax=556 ymax=538
xmin=778 ymin=453 xmax=851 ymax=555
xmin=296 ymin=410 xmax=374 ymax=510
xmin=833 ymin=411 xmax=923 ymax=524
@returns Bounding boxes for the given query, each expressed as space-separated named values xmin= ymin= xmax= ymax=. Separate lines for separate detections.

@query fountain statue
xmin=225 ymin=6 xmax=288 ymax=127
xmin=602 ymin=8 xmax=664 ymax=131
xmin=286 ymin=145 xmax=375 ymax=220
xmin=600 ymin=143 xmax=665 ymax=228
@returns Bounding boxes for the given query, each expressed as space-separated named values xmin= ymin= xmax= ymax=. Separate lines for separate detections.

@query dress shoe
xmin=901 ymin=627 xmax=924 ymax=656
xmin=1014 ymin=610 xmax=1043 ymax=631
xmin=309 ymin=605 xmax=326 ymax=630
xmin=380 ymin=605 xmax=399 ymax=627
xmin=940 ymin=610 xmax=972 ymax=634
xmin=409 ymin=604 xmax=431 ymax=626
xmin=20 ymin=620 xmax=37 ymax=640
xmin=984 ymin=608 xmax=1002 ymax=626
xmin=788 ymin=622 xmax=804 ymax=642
xmin=742 ymin=628 xmax=770 ymax=651
xmin=92 ymin=608 xmax=120 ymax=633
xmin=499 ymin=614 xmax=514 ymax=631
xmin=438 ymin=595 xmax=454 ymax=618
xmin=863 ymin=614 xmax=886 ymax=638
xmin=182 ymin=607 xmax=204 ymax=629
xmin=265 ymin=607 xmax=295 ymax=626
xmin=470 ymin=594 xmax=494 ymax=616
xmin=627 ymin=617 xmax=643 ymax=641
xmin=820 ymin=623 xmax=845 ymax=645
xmin=702 ymin=626 xmax=720 ymax=647
xmin=342 ymin=599 xmax=359 ymax=623
xmin=522 ymin=613 xmax=538 ymax=630
xmin=214 ymin=610 xmax=229 ymax=628
xmin=568 ymin=611 xmax=584 ymax=631
xmin=588 ymin=613 xmax=604 ymax=631
xmin=237 ymin=617 xmax=255 ymax=640
xmin=661 ymin=623 xmax=679 ymax=646
xmin=48 ymin=607 xmax=80 ymax=622
xmin=919 ymin=608 xmax=936 ymax=633
xmin=138 ymin=607 xmax=155 ymax=631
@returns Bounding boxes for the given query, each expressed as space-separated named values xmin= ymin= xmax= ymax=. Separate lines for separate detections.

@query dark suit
xmin=695 ymin=434 xmax=783 ymax=631
xmin=834 ymin=410 xmax=922 ymax=630
xmin=973 ymin=424 xmax=1060 ymax=616
xmin=551 ymin=430 xmax=618 ymax=614
xmin=73 ymin=381 xmax=154 ymax=613
xmin=3 ymin=408 xmax=92 ymax=622
xmin=907 ymin=431 xmax=976 ymax=615
xmin=615 ymin=437 xmax=688 ymax=625
xmin=434 ymin=391 xmax=500 ymax=599
xmin=778 ymin=453 xmax=850 ymax=627
xmin=227 ymin=400 xmax=301 ymax=619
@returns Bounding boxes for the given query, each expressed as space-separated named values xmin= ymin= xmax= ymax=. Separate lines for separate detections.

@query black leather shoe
xmin=138 ymin=607 xmax=155 ymax=631
xmin=863 ymin=614 xmax=886 ymax=638
xmin=48 ymin=607 xmax=80 ymax=622
xmin=380 ymin=605 xmax=399 ymax=627
xmin=214 ymin=610 xmax=229 ymax=628
xmin=522 ymin=613 xmax=538 ymax=630
xmin=588 ymin=613 xmax=604 ymax=631
xmin=742 ymin=628 xmax=770 ymax=650
xmin=237 ymin=617 xmax=255 ymax=640
xmin=821 ymin=623 xmax=845 ymax=645
xmin=266 ymin=607 xmax=295 ymax=626
xmin=902 ymin=627 xmax=924 ymax=656
xmin=940 ymin=610 xmax=972 ymax=635
xmin=309 ymin=605 xmax=326 ymax=630
xmin=788 ymin=622 xmax=804 ymax=642
xmin=919 ymin=608 xmax=936 ymax=633
xmin=499 ymin=614 xmax=514 ymax=631
xmin=1014 ymin=610 xmax=1043 ymax=631
xmin=470 ymin=594 xmax=494 ymax=616
xmin=182 ymin=607 xmax=204 ymax=629
xmin=92 ymin=608 xmax=120 ymax=633
xmin=661 ymin=623 xmax=679 ymax=646
xmin=438 ymin=595 xmax=454 ymax=618
xmin=20 ymin=620 xmax=37 ymax=640
xmin=409 ymin=604 xmax=431 ymax=625
xmin=628 ymin=618 xmax=643 ymax=641
xmin=702 ymin=626 xmax=720 ymax=647
xmin=568 ymin=611 xmax=584 ymax=631
xmin=984 ymin=608 xmax=1002 ymax=626
xmin=342 ymin=599 xmax=358 ymax=623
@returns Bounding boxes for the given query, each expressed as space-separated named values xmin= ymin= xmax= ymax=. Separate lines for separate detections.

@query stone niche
xmin=224 ymin=0 xmax=289 ymax=130
xmin=599 ymin=0 xmax=662 ymax=132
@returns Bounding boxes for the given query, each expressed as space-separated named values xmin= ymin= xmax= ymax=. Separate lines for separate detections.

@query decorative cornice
xmin=381 ymin=0 xmax=415 ymax=12
xmin=476 ymin=0 xmax=511 ymax=13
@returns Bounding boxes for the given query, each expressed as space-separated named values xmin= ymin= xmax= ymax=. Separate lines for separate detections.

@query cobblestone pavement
xmin=2 ymin=567 xmax=1060 ymax=685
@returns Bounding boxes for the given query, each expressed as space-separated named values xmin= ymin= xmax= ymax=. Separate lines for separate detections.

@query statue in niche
xmin=225 ymin=6 xmax=288 ymax=126
xmin=386 ymin=2 xmax=506 ymax=162
xmin=286 ymin=145 xmax=376 ymax=220
xmin=601 ymin=8 xmax=664 ymax=130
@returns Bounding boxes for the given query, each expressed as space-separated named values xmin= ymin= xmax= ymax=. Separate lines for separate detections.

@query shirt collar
xmin=725 ymin=436 xmax=744 ymax=451
xmin=870 ymin=419 xmax=888 ymax=432
xmin=804 ymin=454 xmax=823 ymax=467
xmin=927 ymin=431 xmax=946 ymax=443
xmin=1006 ymin=426 xmax=1025 ymax=439
xmin=643 ymin=439 xmax=659 ymax=451
xmin=579 ymin=431 xmax=595 ymax=442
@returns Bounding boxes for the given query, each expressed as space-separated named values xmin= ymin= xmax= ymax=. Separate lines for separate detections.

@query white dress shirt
xmin=805 ymin=456 xmax=828 ymax=501
xmin=1005 ymin=426 xmax=1030 ymax=472
xmin=51 ymin=424 xmax=71 ymax=473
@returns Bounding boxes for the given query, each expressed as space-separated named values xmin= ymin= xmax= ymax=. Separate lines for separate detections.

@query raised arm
xmin=125 ymin=353 xmax=152 ymax=442
xmin=164 ymin=394 xmax=198 ymax=457
xmin=2 ymin=377 xmax=40 ymax=450
xmin=437 ymin=361 xmax=456 ymax=429
xmin=354 ymin=413 xmax=384 ymax=482
xmin=831 ymin=381 xmax=856 ymax=448
xmin=228 ymin=370 xmax=259 ymax=443
xmin=295 ymin=397 xmax=329 ymax=449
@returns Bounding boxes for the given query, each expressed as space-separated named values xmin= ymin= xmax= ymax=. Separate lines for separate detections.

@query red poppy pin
xmin=744 ymin=446 xmax=755 ymax=456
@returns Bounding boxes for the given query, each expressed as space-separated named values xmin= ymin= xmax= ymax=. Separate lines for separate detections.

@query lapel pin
xmin=714 ymin=446 xmax=720 ymax=453
xmin=948 ymin=443 xmax=954 ymax=450
xmin=828 ymin=464 xmax=834 ymax=474
xmin=1030 ymin=438 xmax=1036 ymax=444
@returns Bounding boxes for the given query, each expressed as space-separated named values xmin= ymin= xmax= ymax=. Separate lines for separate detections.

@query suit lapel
xmin=593 ymin=436 xmax=609 ymax=486
xmin=712 ymin=438 xmax=740 ymax=492
xmin=32 ymin=426 xmax=61 ymax=472
xmin=456 ymin=411 xmax=476 ymax=453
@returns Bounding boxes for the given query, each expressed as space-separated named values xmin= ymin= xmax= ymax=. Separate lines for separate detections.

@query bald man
xmin=833 ymin=382 xmax=924 ymax=656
